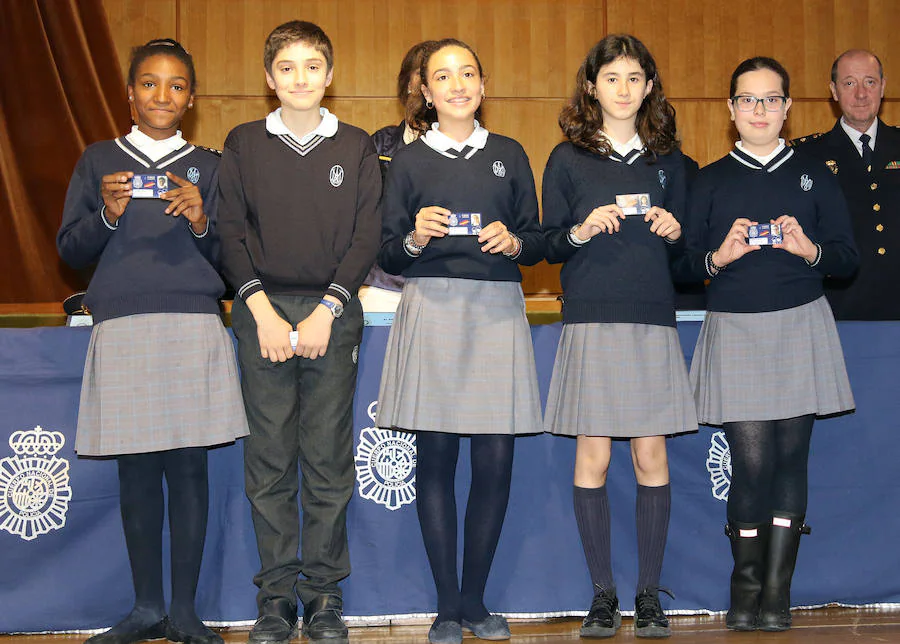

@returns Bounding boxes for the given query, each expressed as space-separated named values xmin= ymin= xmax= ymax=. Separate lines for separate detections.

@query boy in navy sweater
xmin=217 ymin=20 xmax=381 ymax=644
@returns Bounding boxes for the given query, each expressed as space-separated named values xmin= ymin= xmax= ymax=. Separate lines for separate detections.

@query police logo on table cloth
xmin=0 ymin=425 xmax=72 ymax=541
xmin=800 ymin=174 xmax=813 ymax=191
xmin=492 ymin=161 xmax=506 ymax=178
xmin=355 ymin=401 xmax=416 ymax=510
xmin=706 ymin=431 xmax=731 ymax=502
xmin=329 ymin=165 xmax=344 ymax=187
xmin=186 ymin=167 xmax=200 ymax=184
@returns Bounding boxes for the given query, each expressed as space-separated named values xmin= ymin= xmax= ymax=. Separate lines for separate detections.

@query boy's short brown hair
xmin=263 ymin=20 xmax=333 ymax=74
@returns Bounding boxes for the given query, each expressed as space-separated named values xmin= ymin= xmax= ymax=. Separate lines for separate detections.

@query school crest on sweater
xmin=354 ymin=401 xmax=417 ymax=510
xmin=0 ymin=426 xmax=72 ymax=540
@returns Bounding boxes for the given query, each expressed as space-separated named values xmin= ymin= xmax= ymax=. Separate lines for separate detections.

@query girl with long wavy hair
xmin=542 ymin=34 xmax=697 ymax=639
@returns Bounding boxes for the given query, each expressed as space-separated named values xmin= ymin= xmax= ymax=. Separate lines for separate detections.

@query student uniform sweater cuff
xmin=237 ymin=279 xmax=264 ymax=300
xmin=326 ymin=282 xmax=352 ymax=305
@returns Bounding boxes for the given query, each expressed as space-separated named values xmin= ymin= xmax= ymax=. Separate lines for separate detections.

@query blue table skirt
xmin=0 ymin=322 xmax=898 ymax=632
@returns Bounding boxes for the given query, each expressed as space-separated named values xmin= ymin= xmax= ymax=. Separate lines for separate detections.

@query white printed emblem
xmin=658 ymin=169 xmax=667 ymax=188
xmin=354 ymin=401 xmax=417 ymax=510
xmin=186 ymin=167 xmax=200 ymax=184
xmin=492 ymin=161 xmax=506 ymax=178
xmin=799 ymin=174 xmax=813 ymax=191
xmin=706 ymin=430 xmax=731 ymax=501
xmin=329 ymin=164 xmax=344 ymax=187
xmin=352 ymin=345 xmax=359 ymax=365
xmin=0 ymin=425 xmax=72 ymax=541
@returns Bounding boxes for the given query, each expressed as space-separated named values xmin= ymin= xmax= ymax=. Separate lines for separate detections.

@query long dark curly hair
xmin=406 ymin=38 xmax=485 ymax=136
xmin=559 ymin=34 xmax=677 ymax=158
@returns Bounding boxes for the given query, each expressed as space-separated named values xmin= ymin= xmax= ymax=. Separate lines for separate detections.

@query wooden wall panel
xmin=176 ymin=0 xmax=606 ymax=99
xmin=103 ymin=0 xmax=177 ymax=84
xmin=607 ymin=0 xmax=900 ymax=99
xmin=98 ymin=0 xmax=899 ymax=298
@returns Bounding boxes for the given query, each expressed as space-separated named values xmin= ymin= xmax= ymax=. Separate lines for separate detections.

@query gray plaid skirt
xmin=544 ymin=323 xmax=698 ymax=437
xmin=75 ymin=313 xmax=249 ymax=456
xmin=690 ymin=296 xmax=855 ymax=425
xmin=376 ymin=277 xmax=542 ymax=435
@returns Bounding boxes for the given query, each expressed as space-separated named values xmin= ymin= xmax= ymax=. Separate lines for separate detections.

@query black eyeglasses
xmin=731 ymin=95 xmax=788 ymax=112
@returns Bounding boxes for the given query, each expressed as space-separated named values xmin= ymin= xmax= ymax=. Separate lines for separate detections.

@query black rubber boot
xmin=724 ymin=520 xmax=768 ymax=631
xmin=758 ymin=512 xmax=810 ymax=632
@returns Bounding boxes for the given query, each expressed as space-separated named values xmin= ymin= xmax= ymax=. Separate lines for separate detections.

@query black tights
xmin=723 ymin=415 xmax=814 ymax=523
xmin=415 ymin=432 xmax=514 ymax=624
xmin=115 ymin=447 xmax=210 ymax=635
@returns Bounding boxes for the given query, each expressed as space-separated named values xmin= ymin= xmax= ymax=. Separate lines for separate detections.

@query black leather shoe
xmin=165 ymin=620 xmax=224 ymax=644
xmin=248 ymin=598 xmax=298 ymax=644
xmin=580 ymin=585 xmax=621 ymax=638
xmin=85 ymin=617 xmax=168 ymax=644
xmin=634 ymin=587 xmax=673 ymax=639
xmin=302 ymin=595 xmax=348 ymax=643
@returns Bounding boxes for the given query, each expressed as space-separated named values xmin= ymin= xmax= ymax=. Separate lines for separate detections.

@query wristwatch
xmin=320 ymin=299 xmax=344 ymax=319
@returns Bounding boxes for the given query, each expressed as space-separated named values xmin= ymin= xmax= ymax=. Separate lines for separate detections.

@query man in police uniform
xmin=795 ymin=49 xmax=900 ymax=320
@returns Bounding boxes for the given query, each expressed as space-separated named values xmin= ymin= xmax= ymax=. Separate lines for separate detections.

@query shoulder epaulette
xmin=788 ymin=132 xmax=824 ymax=147
xmin=197 ymin=145 xmax=223 ymax=157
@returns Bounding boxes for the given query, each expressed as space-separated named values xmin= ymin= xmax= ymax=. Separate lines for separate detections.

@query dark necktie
xmin=860 ymin=133 xmax=873 ymax=171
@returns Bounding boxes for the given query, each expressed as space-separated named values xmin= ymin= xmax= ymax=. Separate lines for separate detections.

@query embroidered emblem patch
xmin=329 ymin=164 xmax=344 ymax=187
xmin=799 ymin=174 xmax=813 ymax=191
xmin=706 ymin=430 xmax=731 ymax=502
xmin=658 ymin=169 xmax=667 ymax=188
xmin=492 ymin=161 xmax=506 ymax=178
xmin=0 ymin=426 xmax=72 ymax=541
xmin=186 ymin=167 xmax=200 ymax=184
xmin=354 ymin=401 xmax=417 ymax=510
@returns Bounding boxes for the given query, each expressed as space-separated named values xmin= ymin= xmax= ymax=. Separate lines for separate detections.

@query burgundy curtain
xmin=0 ymin=0 xmax=130 ymax=303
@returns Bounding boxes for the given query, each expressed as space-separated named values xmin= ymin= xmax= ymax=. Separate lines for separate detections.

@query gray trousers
xmin=232 ymin=294 xmax=362 ymax=610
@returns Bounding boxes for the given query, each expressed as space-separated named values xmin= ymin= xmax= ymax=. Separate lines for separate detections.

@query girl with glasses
xmin=677 ymin=56 xmax=858 ymax=632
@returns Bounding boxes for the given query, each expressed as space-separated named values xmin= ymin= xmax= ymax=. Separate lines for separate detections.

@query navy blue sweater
xmin=217 ymin=120 xmax=382 ymax=305
xmin=677 ymin=146 xmax=859 ymax=313
xmin=379 ymin=135 xmax=545 ymax=279
xmin=542 ymin=142 xmax=688 ymax=327
xmin=57 ymin=138 xmax=223 ymax=323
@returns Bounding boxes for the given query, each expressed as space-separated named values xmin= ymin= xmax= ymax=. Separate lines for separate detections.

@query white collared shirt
xmin=124 ymin=126 xmax=186 ymax=162
xmin=840 ymin=117 xmax=878 ymax=156
xmin=735 ymin=139 xmax=787 ymax=165
xmin=265 ymin=107 xmax=339 ymax=144
xmin=422 ymin=120 xmax=489 ymax=159
xmin=603 ymin=131 xmax=644 ymax=158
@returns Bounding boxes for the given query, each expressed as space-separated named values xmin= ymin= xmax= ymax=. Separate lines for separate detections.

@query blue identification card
xmin=447 ymin=212 xmax=483 ymax=236
xmin=747 ymin=223 xmax=783 ymax=246
xmin=131 ymin=174 xmax=169 ymax=198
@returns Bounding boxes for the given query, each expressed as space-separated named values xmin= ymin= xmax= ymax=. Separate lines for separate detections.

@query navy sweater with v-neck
xmin=379 ymin=135 xmax=544 ymax=280
xmin=676 ymin=146 xmax=859 ymax=313
xmin=57 ymin=137 xmax=223 ymax=323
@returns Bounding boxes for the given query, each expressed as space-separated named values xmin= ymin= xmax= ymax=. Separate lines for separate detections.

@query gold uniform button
xmin=876 ymin=224 xmax=884 ymax=232
xmin=871 ymin=182 xmax=878 ymax=190
xmin=873 ymin=203 xmax=881 ymax=212
xmin=877 ymin=247 xmax=886 ymax=255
